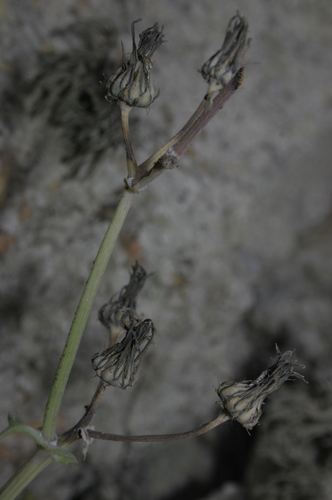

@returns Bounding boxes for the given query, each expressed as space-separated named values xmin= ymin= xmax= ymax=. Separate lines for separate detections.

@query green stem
xmin=42 ymin=187 xmax=135 ymax=442
xmin=0 ymin=451 xmax=52 ymax=500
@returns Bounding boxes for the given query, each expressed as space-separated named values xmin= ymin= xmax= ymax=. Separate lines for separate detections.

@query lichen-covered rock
xmin=1 ymin=1 xmax=332 ymax=499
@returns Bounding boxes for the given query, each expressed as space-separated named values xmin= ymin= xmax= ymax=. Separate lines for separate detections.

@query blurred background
xmin=1 ymin=1 xmax=332 ymax=499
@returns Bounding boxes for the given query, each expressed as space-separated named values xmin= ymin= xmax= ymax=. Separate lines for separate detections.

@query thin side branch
xmin=119 ymin=103 xmax=138 ymax=177
xmin=86 ymin=411 xmax=230 ymax=443
xmin=129 ymin=68 xmax=244 ymax=191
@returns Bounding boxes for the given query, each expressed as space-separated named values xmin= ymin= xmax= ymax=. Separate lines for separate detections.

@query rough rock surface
xmin=1 ymin=1 xmax=332 ymax=499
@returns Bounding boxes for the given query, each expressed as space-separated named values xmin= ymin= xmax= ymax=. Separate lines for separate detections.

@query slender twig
xmin=130 ymin=68 xmax=244 ymax=191
xmin=58 ymin=382 xmax=106 ymax=449
xmin=76 ymin=382 xmax=106 ymax=429
xmin=137 ymin=100 xmax=206 ymax=176
xmin=119 ymin=103 xmax=138 ymax=177
xmin=172 ymin=67 xmax=244 ymax=159
xmin=0 ymin=412 xmax=228 ymax=498
xmin=42 ymin=187 xmax=135 ymax=442
xmin=86 ymin=411 xmax=230 ymax=443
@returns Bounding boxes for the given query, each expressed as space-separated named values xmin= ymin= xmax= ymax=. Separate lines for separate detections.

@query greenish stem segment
xmin=0 ymin=451 xmax=52 ymax=500
xmin=42 ymin=187 xmax=135 ymax=442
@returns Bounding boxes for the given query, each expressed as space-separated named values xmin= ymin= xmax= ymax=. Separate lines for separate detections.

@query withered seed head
xmin=94 ymin=262 xmax=155 ymax=389
xmin=216 ymin=346 xmax=306 ymax=431
xmin=201 ymin=12 xmax=250 ymax=94
xmin=98 ymin=262 xmax=148 ymax=331
xmin=106 ymin=20 xmax=164 ymax=108
xmin=92 ymin=318 xmax=156 ymax=389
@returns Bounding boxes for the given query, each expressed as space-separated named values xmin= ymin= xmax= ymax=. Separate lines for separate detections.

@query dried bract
xmin=117 ymin=261 xmax=147 ymax=310
xmin=201 ymin=12 xmax=250 ymax=94
xmin=216 ymin=346 xmax=306 ymax=431
xmin=106 ymin=20 xmax=164 ymax=108
xmin=92 ymin=319 xmax=156 ymax=389
xmin=94 ymin=262 xmax=155 ymax=388
xmin=98 ymin=261 xmax=147 ymax=331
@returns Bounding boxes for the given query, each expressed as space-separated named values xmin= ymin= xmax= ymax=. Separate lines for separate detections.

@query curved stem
xmin=42 ymin=187 xmax=135 ymax=442
xmin=131 ymin=69 xmax=244 ymax=191
xmin=60 ymin=381 xmax=106 ymax=445
xmin=137 ymin=98 xmax=206 ymax=176
xmin=171 ymin=68 xmax=244 ymax=159
xmin=87 ymin=411 xmax=229 ymax=443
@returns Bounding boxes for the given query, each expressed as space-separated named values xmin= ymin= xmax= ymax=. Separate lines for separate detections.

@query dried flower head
xmin=98 ymin=262 xmax=148 ymax=331
xmin=94 ymin=262 xmax=155 ymax=388
xmin=92 ymin=318 xmax=156 ymax=389
xmin=117 ymin=261 xmax=147 ymax=310
xmin=106 ymin=19 xmax=164 ymax=108
xmin=216 ymin=346 xmax=306 ymax=431
xmin=201 ymin=12 xmax=250 ymax=95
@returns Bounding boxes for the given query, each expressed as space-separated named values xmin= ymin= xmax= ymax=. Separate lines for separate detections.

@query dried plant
xmin=0 ymin=14 xmax=305 ymax=499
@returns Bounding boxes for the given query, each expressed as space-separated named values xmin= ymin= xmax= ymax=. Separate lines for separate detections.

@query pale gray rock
xmin=1 ymin=1 xmax=332 ymax=499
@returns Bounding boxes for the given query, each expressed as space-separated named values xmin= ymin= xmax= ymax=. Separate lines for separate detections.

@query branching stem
xmin=42 ymin=187 xmax=135 ymax=442
xmin=0 ymin=25 xmax=246 ymax=500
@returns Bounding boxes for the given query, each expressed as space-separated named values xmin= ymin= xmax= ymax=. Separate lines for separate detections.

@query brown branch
xmin=59 ymin=381 xmax=106 ymax=446
xmin=86 ymin=411 xmax=230 ymax=443
xmin=128 ymin=68 xmax=244 ymax=192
